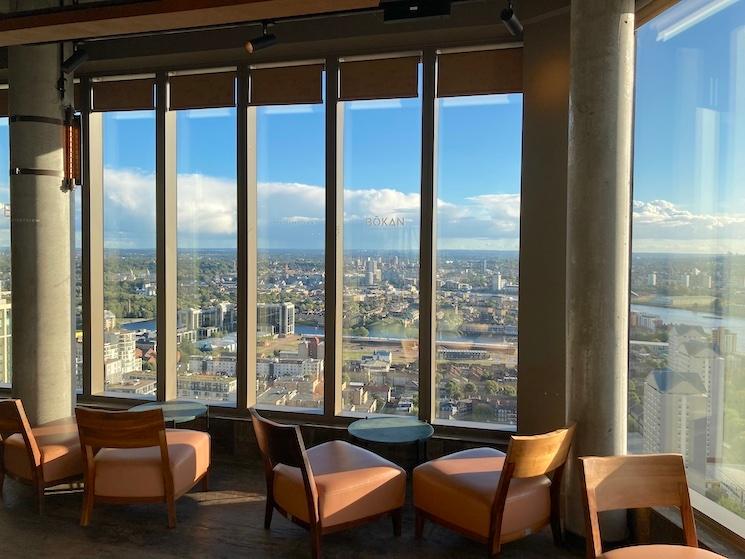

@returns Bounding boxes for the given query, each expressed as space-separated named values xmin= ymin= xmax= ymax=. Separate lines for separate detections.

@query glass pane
xmin=102 ymin=111 xmax=156 ymax=398
xmin=74 ymin=186 xmax=83 ymax=394
xmin=631 ymin=0 xmax=745 ymax=535
xmin=340 ymin=74 xmax=422 ymax=416
xmin=176 ymin=107 xmax=238 ymax=405
xmin=434 ymin=93 xmax=522 ymax=429
xmin=0 ymin=117 xmax=9 ymax=388
xmin=255 ymin=100 xmax=326 ymax=412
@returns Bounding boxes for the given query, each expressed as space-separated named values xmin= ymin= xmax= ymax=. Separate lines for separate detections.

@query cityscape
xmin=88 ymin=248 xmax=745 ymax=520
xmin=90 ymin=248 xmax=519 ymax=427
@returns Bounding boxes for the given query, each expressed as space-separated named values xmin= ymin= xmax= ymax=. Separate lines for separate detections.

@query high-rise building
xmin=257 ymin=302 xmax=295 ymax=336
xmin=642 ymin=369 xmax=708 ymax=467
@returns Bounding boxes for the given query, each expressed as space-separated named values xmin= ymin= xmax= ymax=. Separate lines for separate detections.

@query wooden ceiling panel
xmin=0 ymin=0 xmax=378 ymax=47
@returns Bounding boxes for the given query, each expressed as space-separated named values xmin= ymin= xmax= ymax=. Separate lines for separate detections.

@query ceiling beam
xmin=0 ymin=0 xmax=379 ymax=47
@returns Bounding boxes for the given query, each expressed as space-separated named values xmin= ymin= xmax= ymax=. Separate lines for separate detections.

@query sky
xmin=1 ymin=0 xmax=744 ymax=254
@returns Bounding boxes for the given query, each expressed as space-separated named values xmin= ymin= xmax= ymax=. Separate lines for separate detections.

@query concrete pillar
xmin=518 ymin=9 xmax=570 ymax=436
xmin=8 ymin=41 xmax=73 ymax=425
xmin=565 ymin=0 xmax=635 ymax=537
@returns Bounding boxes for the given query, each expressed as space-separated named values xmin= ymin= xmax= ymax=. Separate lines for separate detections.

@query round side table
xmin=347 ymin=417 xmax=434 ymax=466
xmin=129 ymin=400 xmax=209 ymax=430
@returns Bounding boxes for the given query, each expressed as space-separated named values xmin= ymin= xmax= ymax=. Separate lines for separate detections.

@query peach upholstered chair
xmin=414 ymin=424 xmax=575 ymax=557
xmin=0 ymin=399 xmax=82 ymax=513
xmin=579 ymin=453 xmax=725 ymax=559
xmin=249 ymin=408 xmax=406 ymax=559
xmin=75 ymin=407 xmax=210 ymax=528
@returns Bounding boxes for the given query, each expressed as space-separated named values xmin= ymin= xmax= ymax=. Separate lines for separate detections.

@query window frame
xmin=7 ymin=45 xmax=526 ymax=441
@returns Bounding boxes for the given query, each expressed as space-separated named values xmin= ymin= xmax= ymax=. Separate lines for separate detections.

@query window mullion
xmin=82 ymin=78 xmax=104 ymax=397
xmin=156 ymin=71 xmax=177 ymax=401
xmin=324 ymin=57 xmax=342 ymax=419
xmin=419 ymin=48 xmax=437 ymax=423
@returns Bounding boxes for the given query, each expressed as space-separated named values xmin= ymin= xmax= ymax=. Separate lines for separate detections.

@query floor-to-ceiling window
xmin=631 ymin=0 xmax=745 ymax=536
xmin=0 ymin=110 xmax=10 ymax=388
xmin=97 ymin=77 xmax=157 ymax=398
xmin=173 ymin=70 xmax=238 ymax=405
xmin=252 ymin=63 xmax=326 ymax=412
xmin=339 ymin=55 xmax=422 ymax=416
xmin=433 ymin=48 xmax=523 ymax=428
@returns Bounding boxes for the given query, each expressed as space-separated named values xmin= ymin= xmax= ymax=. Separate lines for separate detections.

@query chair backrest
xmin=579 ymin=453 xmax=697 ymax=557
xmin=0 ymin=399 xmax=41 ymax=471
xmin=249 ymin=407 xmax=309 ymax=470
xmin=75 ymin=407 xmax=166 ymax=450
xmin=489 ymin=424 xmax=576 ymax=553
xmin=75 ymin=406 xmax=173 ymax=498
xmin=249 ymin=408 xmax=319 ymax=525
xmin=505 ymin=423 xmax=576 ymax=479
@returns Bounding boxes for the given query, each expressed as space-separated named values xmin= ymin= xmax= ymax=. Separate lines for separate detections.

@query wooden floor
xmin=0 ymin=455 xmax=583 ymax=559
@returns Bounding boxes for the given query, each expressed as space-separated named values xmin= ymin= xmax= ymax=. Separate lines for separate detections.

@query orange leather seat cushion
xmin=602 ymin=545 xmax=725 ymax=558
xmin=414 ymin=447 xmax=551 ymax=539
xmin=3 ymin=417 xmax=82 ymax=483
xmin=273 ymin=440 xmax=406 ymax=528
xmin=93 ymin=429 xmax=210 ymax=499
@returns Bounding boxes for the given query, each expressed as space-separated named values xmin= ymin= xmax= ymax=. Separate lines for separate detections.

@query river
xmin=631 ymin=304 xmax=745 ymax=351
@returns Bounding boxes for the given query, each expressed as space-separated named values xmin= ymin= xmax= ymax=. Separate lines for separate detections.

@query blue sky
xmin=2 ymin=0 xmax=744 ymax=254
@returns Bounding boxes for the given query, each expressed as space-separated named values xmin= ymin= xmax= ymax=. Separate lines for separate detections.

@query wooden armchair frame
xmin=415 ymin=423 xmax=576 ymax=557
xmin=0 ymin=399 xmax=81 ymax=513
xmin=75 ymin=407 xmax=208 ymax=528
xmin=579 ymin=453 xmax=698 ymax=558
xmin=250 ymin=408 xmax=402 ymax=559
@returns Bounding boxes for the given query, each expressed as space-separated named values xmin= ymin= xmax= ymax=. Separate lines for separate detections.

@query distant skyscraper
xmin=257 ymin=302 xmax=295 ymax=336
xmin=648 ymin=271 xmax=657 ymax=287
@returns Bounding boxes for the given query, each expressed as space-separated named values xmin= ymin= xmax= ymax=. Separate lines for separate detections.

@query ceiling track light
xmin=500 ymin=1 xmax=523 ymax=37
xmin=244 ymin=22 xmax=277 ymax=54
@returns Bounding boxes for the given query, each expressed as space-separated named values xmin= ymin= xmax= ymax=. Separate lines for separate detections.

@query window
xmin=254 ymin=87 xmax=326 ymax=412
xmin=631 ymin=0 xmax=745 ymax=536
xmin=102 ymin=110 xmax=157 ymax=398
xmin=434 ymin=92 xmax=522 ymax=429
xmin=176 ymin=106 xmax=238 ymax=406
xmin=74 ymin=186 xmax=83 ymax=393
xmin=77 ymin=51 xmax=524 ymax=431
xmin=339 ymin=57 xmax=422 ymax=416
xmin=0 ymin=115 xmax=9 ymax=388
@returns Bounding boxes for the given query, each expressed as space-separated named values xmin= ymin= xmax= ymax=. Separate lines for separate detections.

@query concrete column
xmin=518 ymin=9 xmax=570 ymax=436
xmin=565 ymin=0 xmax=635 ymax=537
xmin=8 ymin=41 xmax=73 ymax=425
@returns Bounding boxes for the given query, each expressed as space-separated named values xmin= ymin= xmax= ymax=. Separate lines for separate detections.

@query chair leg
xmin=551 ymin=514 xmax=563 ymax=547
xmin=0 ymin=469 xmax=5 ymax=503
xmin=264 ymin=498 xmax=274 ymax=530
xmin=415 ymin=509 xmax=424 ymax=540
xmin=80 ymin=488 xmax=95 ymax=527
xmin=166 ymin=496 xmax=177 ymax=529
xmin=392 ymin=508 xmax=402 ymax=537
xmin=201 ymin=471 xmax=210 ymax=492
xmin=36 ymin=480 xmax=45 ymax=515
xmin=310 ymin=526 xmax=322 ymax=559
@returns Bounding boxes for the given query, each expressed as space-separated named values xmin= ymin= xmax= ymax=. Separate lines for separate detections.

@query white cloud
xmin=99 ymin=168 xmax=745 ymax=253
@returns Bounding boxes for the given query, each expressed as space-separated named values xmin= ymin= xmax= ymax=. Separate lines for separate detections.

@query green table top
xmin=348 ymin=417 xmax=434 ymax=444
xmin=129 ymin=400 xmax=208 ymax=424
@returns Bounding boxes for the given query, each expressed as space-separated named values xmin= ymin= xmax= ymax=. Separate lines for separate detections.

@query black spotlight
xmin=500 ymin=2 xmax=523 ymax=36
xmin=61 ymin=48 xmax=88 ymax=74
xmin=245 ymin=22 xmax=277 ymax=54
